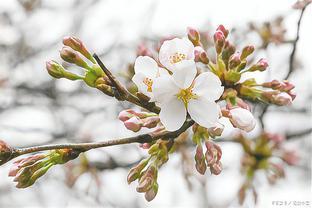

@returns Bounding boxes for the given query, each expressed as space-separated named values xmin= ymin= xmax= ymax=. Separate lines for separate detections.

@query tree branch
xmin=8 ymin=119 xmax=194 ymax=162
xmin=284 ymin=3 xmax=310 ymax=80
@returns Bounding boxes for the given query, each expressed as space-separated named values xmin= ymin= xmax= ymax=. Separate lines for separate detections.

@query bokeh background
xmin=0 ymin=0 xmax=311 ymax=207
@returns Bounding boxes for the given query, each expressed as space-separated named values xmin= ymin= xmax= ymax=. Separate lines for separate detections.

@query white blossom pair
xmin=132 ymin=38 xmax=224 ymax=131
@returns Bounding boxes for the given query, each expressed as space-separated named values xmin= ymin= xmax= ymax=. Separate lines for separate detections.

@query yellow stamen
xmin=177 ymin=87 xmax=197 ymax=107
xmin=170 ymin=52 xmax=186 ymax=64
xmin=143 ymin=77 xmax=153 ymax=92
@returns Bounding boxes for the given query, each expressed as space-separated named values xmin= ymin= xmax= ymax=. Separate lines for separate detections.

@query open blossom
xmin=229 ymin=107 xmax=256 ymax=132
xmin=132 ymin=56 xmax=169 ymax=98
xmin=152 ymin=68 xmax=224 ymax=131
xmin=159 ymin=38 xmax=197 ymax=85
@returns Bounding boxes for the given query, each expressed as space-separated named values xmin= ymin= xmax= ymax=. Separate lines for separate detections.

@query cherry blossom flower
xmin=152 ymin=69 xmax=224 ymax=131
xmin=229 ymin=107 xmax=256 ymax=132
xmin=158 ymin=38 xmax=195 ymax=72
xmin=132 ymin=56 xmax=169 ymax=98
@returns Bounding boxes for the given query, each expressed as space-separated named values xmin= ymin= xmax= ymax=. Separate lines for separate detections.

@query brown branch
xmin=286 ymin=128 xmax=312 ymax=140
xmin=93 ymin=53 xmax=160 ymax=114
xmin=284 ymin=3 xmax=310 ymax=80
xmin=7 ymin=119 xmax=194 ymax=163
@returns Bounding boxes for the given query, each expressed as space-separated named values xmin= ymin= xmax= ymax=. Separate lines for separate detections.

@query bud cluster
xmin=8 ymin=149 xmax=80 ymax=188
xmin=237 ymin=132 xmax=299 ymax=204
xmin=118 ymin=109 xmax=160 ymax=132
xmin=239 ymin=78 xmax=296 ymax=106
xmin=192 ymin=125 xmax=223 ymax=175
xmin=127 ymin=139 xmax=171 ymax=201
xmin=46 ymin=36 xmax=113 ymax=95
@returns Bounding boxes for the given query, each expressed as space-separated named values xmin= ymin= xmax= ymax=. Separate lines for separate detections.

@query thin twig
xmin=9 ymin=119 xmax=194 ymax=161
xmin=284 ymin=3 xmax=310 ymax=80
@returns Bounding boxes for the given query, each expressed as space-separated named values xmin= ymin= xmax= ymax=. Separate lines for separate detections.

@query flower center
xmin=143 ymin=77 xmax=153 ymax=92
xmin=177 ymin=88 xmax=197 ymax=107
xmin=169 ymin=52 xmax=186 ymax=64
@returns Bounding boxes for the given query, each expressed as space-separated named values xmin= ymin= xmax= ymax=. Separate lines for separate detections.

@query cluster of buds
xmin=0 ymin=140 xmax=14 ymax=166
xmin=236 ymin=132 xmax=299 ymax=204
xmin=46 ymin=36 xmax=113 ymax=96
xmin=8 ymin=149 xmax=80 ymax=188
xmin=118 ymin=109 xmax=160 ymax=132
xmin=127 ymin=139 xmax=171 ymax=201
xmin=192 ymin=125 xmax=223 ymax=175
xmin=239 ymin=78 xmax=296 ymax=106
xmin=185 ymin=25 xmax=296 ymax=108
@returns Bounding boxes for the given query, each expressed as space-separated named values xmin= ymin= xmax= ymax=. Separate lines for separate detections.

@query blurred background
xmin=0 ymin=0 xmax=311 ymax=207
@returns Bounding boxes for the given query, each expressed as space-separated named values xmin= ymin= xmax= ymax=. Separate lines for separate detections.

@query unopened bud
xmin=249 ymin=58 xmax=268 ymax=72
xmin=210 ymin=161 xmax=222 ymax=175
xmin=216 ymin=25 xmax=229 ymax=38
xmin=124 ymin=117 xmax=143 ymax=132
xmin=194 ymin=46 xmax=209 ymax=64
xmin=145 ymin=182 xmax=158 ymax=202
xmin=0 ymin=140 xmax=13 ymax=166
xmin=273 ymin=92 xmax=293 ymax=106
xmin=195 ymin=144 xmax=206 ymax=175
xmin=63 ymin=36 xmax=95 ymax=63
xmin=9 ymin=154 xmax=45 ymax=177
xmin=208 ymin=123 xmax=224 ymax=137
xmin=222 ymin=41 xmax=236 ymax=63
xmin=142 ymin=116 xmax=160 ymax=128
xmin=240 ymin=45 xmax=255 ymax=60
xmin=127 ymin=158 xmax=149 ymax=184
xmin=46 ymin=61 xmax=82 ymax=80
xmin=60 ymin=46 xmax=90 ymax=69
xmin=229 ymin=107 xmax=256 ymax=132
xmin=282 ymin=150 xmax=299 ymax=166
xmin=187 ymin=27 xmax=201 ymax=46
xmin=214 ymin=30 xmax=225 ymax=54
xmin=136 ymin=166 xmax=157 ymax=193
xmin=229 ymin=53 xmax=241 ymax=69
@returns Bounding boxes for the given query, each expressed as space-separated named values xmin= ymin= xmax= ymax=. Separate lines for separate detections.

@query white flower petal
xmin=132 ymin=73 xmax=153 ymax=97
xmin=176 ymin=38 xmax=195 ymax=60
xmin=159 ymin=38 xmax=195 ymax=70
xmin=134 ymin=56 xmax=159 ymax=78
xmin=188 ymin=97 xmax=220 ymax=128
xmin=159 ymin=98 xmax=186 ymax=131
xmin=172 ymin=60 xmax=197 ymax=89
xmin=152 ymin=75 xmax=180 ymax=103
xmin=193 ymin=72 xmax=224 ymax=101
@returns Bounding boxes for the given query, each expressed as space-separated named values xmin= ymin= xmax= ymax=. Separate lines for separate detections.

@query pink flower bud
xmin=63 ymin=36 xmax=94 ymax=63
xmin=229 ymin=52 xmax=241 ymax=69
xmin=249 ymin=58 xmax=268 ymax=72
xmin=137 ymin=42 xmax=153 ymax=57
xmin=145 ymin=182 xmax=158 ymax=202
xmin=0 ymin=140 xmax=13 ymax=166
xmin=229 ymin=107 xmax=256 ymax=132
xmin=210 ymin=161 xmax=222 ymax=175
xmin=142 ymin=116 xmax=160 ymax=128
xmin=60 ymin=46 xmax=89 ymax=69
xmin=240 ymin=45 xmax=255 ymax=60
xmin=118 ymin=110 xmax=133 ymax=122
xmin=266 ymin=133 xmax=285 ymax=145
xmin=214 ymin=30 xmax=225 ymax=54
xmin=195 ymin=144 xmax=207 ymax=175
xmin=187 ymin=27 xmax=200 ymax=46
xmin=194 ymin=46 xmax=209 ymax=64
xmin=208 ymin=122 xmax=224 ymax=137
xmin=46 ymin=61 xmax=64 ymax=79
xmin=273 ymin=92 xmax=293 ymax=106
xmin=216 ymin=25 xmax=229 ymax=38
xmin=124 ymin=117 xmax=143 ymax=132
xmin=282 ymin=150 xmax=299 ymax=166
